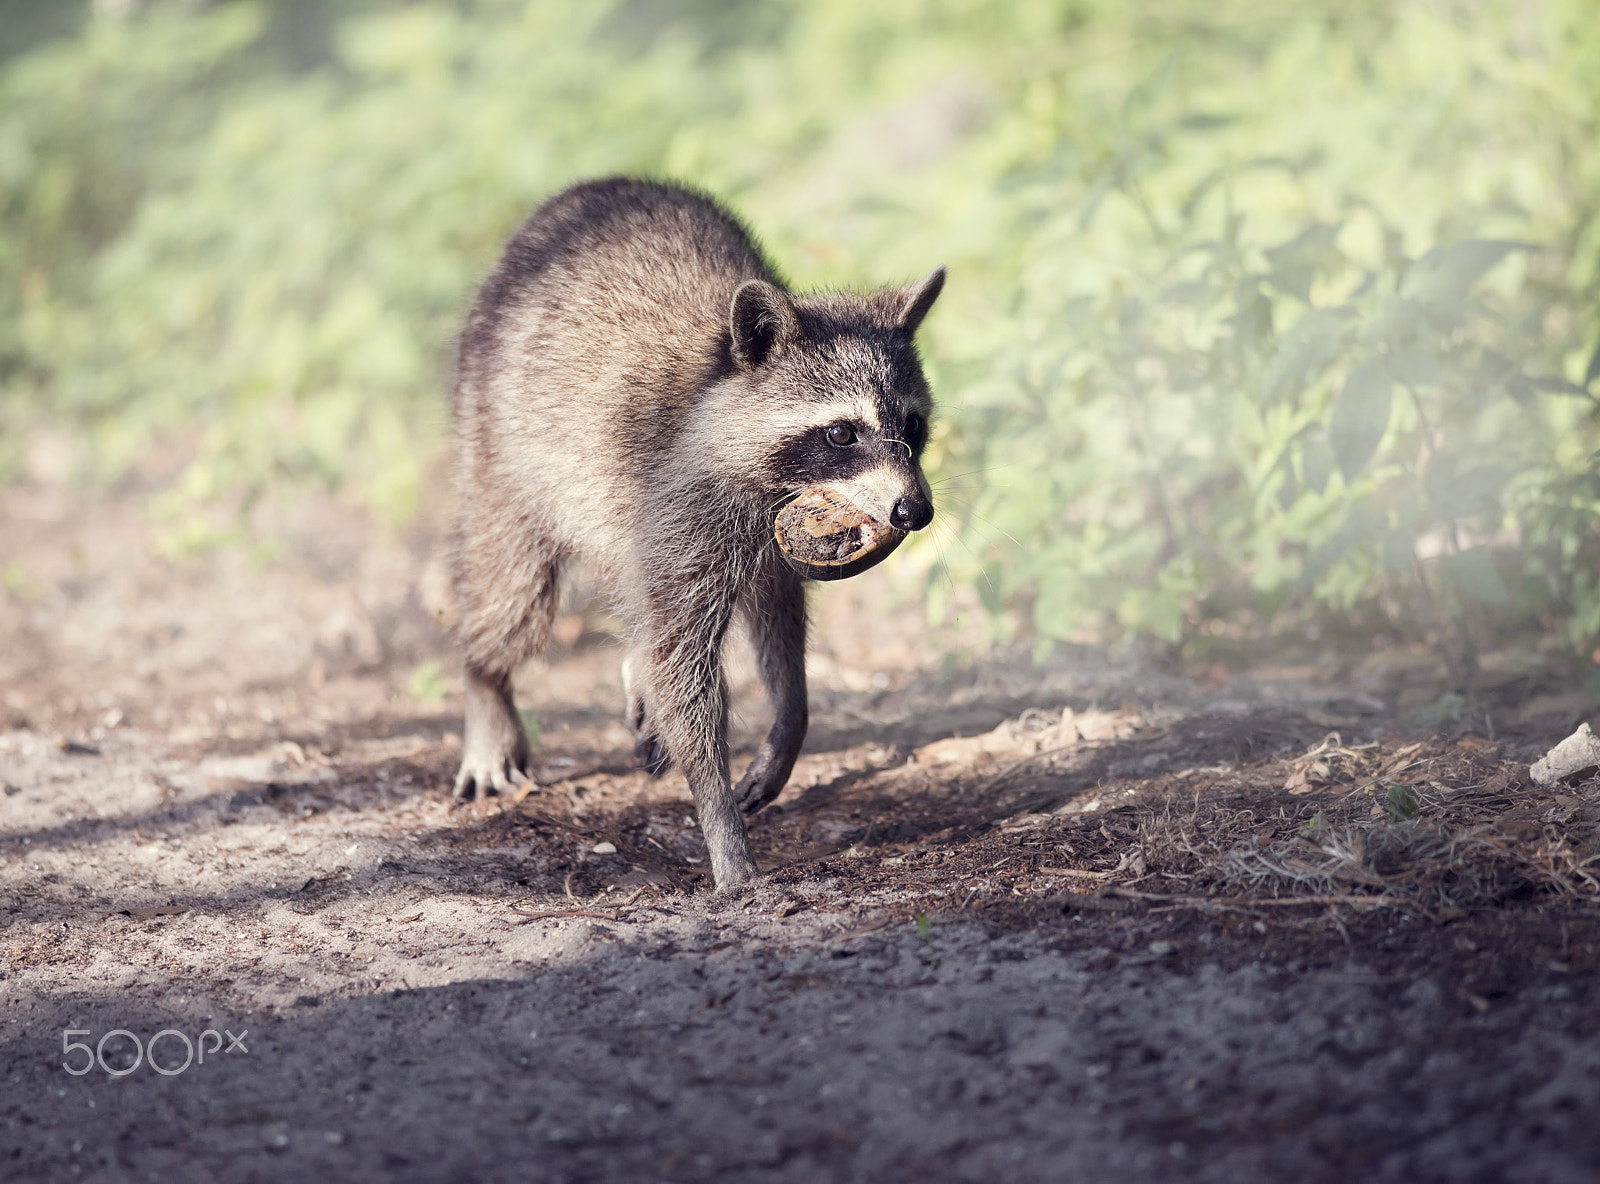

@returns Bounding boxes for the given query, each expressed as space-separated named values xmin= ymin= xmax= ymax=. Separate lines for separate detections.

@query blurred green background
xmin=3 ymin=0 xmax=1599 ymax=684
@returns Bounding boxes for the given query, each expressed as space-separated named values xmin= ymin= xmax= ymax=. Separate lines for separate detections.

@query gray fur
xmin=445 ymin=177 xmax=943 ymax=889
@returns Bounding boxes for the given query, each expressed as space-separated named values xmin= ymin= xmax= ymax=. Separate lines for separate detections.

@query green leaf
xmin=1399 ymin=239 xmax=1527 ymax=305
xmin=1300 ymin=431 xmax=1334 ymax=495
xmin=1158 ymin=279 xmax=1215 ymax=308
xmin=1384 ymin=347 xmax=1443 ymax=388
xmin=1361 ymin=295 xmax=1425 ymax=350
xmin=1585 ymin=342 xmax=1600 ymax=389
xmin=519 ymin=708 xmax=543 ymax=746
xmin=1440 ymin=548 xmax=1511 ymax=606
xmin=1386 ymin=783 xmax=1419 ymax=823
xmin=1263 ymin=221 xmax=1341 ymax=303
xmin=1294 ymin=504 xmax=1381 ymax=596
xmin=1231 ymin=281 xmax=1273 ymax=354
xmin=1425 ymin=459 xmax=1512 ymax=520
xmin=408 ymin=660 xmax=448 ymax=702
xmin=1472 ymin=350 xmax=1535 ymax=405
xmin=1262 ymin=307 xmax=1353 ymax=404
xmin=1329 ymin=358 xmax=1393 ymax=480
xmin=1382 ymin=532 xmax=1414 ymax=572
xmin=1532 ymin=374 xmax=1590 ymax=397
xmin=1277 ymin=452 xmax=1299 ymax=511
xmin=1178 ymin=112 xmax=1237 ymax=131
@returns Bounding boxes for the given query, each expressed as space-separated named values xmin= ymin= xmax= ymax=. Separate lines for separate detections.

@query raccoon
xmin=446 ymin=177 xmax=944 ymax=889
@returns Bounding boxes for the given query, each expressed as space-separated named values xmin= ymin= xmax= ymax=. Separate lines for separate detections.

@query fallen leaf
xmin=1285 ymin=759 xmax=1330 ymax=794
xmin=120 ymin=905 xmax=187 ymax=921
xmin=1531 ymin=722 xmax=1600 ymax=786
xmin=396 ymin=912 xmax=424 ymax=924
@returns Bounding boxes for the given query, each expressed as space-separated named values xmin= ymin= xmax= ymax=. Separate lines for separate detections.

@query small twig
xmin=830 ymin=917 xmax=893 ymax=942
xmin=976 ymin=743 xmax=1082 ymax=795
xmin=507 ymin=906 xmax=621 ymax=922
xmin=1101 ymin=885 xmax=1408 ymax=909
xmin=1037 ymin=866 xmax=1112 ymax=880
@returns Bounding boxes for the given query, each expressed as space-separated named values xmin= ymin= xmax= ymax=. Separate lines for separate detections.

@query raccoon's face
xmin=763 ymin=364 xmax=935 ymax=532
xmin=719 ymin=268 xmax=945 ymax=532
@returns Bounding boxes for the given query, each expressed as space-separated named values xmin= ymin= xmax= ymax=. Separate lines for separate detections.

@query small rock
xmin=591 ymin=841 xmax=617 ymax=855
xmin=1148 ymin=941 xmax=1174 ymax=956
xmin=774 ymin=900 xmax=802 ymax=917
xmin=1530 ymin=723 xmax=1600 ymax=786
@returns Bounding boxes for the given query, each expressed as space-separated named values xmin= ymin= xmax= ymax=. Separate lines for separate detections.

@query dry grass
xmin=1126 ymin=736 xmax=1600 ymax=915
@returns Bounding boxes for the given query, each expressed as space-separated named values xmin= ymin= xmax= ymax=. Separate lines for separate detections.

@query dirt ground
xmin=3 ymin=479 xmax=1599 ymax=1184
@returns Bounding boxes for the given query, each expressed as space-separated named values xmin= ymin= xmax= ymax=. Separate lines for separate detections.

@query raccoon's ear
xmin=895 ymin=266 xmax=947 ymax=334
xmin=730 ymin=280 xmax=802 ymax=370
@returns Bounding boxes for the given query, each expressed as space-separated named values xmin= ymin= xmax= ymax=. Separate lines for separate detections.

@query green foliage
xmin=407 ymin=658 xmax=449 ymax=702
xmin=1385 ymin=784 xmax=1419 ymax=824
xmin=915 ymin=910 xmax=938 ymax=966
xmin=4 ymin=0 xmax=1599 ymax=665
xmin=518 ymin=708 xmax=542 ymax=747
xmin=935 ymin=3 xmax=1600 ymax=662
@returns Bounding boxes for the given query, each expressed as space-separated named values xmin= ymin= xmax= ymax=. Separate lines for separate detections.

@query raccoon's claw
xmin=635 ymin=732 xmax=672 ymax=778
xmin=451 ymin=756 xmax=530 ymax=802
xmin=734 ymin=762 xmax=785 ymax=815
xmin=627 ymin=690 xmax=671 ymax=777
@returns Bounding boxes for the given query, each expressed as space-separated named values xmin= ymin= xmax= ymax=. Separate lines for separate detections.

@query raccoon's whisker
xmin=955 ymin=508 xmax=1023 ymax=550
xmin=928 ymin=489 xmax=1025 ymax=552
xmin=928 ymin=515 xmax=999 ymax=597
xmin=925 ymin=518 xmax=970 ymax=614
xmin=930 ymin=464 xmax=1006 ymax=487
xmin=926 ymin=525 xmax=957 ymax=608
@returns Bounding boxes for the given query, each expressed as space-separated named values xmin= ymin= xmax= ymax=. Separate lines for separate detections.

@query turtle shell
xmin=774 ymin=488 xmax=906 ymax=581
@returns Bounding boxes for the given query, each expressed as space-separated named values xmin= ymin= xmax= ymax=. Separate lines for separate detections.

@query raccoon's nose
xmin=890 ymin=495 xmax=934 ymax=532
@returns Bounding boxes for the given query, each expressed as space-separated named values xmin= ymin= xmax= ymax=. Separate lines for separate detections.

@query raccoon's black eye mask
xmin=903 ymin=412 xmax=926 ymax=453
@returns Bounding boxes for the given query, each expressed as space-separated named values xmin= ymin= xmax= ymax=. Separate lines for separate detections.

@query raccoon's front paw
xmin=626 ymin=694 xmax=673 ymax=778
xmin=451 ymin=750 xmax=530 ymax=802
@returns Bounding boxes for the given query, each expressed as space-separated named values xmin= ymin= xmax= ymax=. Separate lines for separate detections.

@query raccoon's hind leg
xmin=734 ymin=564 xmax=808 ymax=814
xmin=449 ymin=537 xmax=562 ymax=801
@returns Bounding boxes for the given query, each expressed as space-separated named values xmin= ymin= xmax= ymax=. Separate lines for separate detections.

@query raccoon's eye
xmin=904 ymin=413 xmax=926 ymax=451
xmin=826 ymin=423 xmax=857 ymax=447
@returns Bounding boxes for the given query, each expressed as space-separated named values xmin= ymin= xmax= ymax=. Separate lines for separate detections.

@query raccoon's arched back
xmin=455 ymin=177 xmax=783 ymax=392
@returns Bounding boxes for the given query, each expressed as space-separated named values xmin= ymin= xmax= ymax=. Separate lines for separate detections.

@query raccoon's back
xmin=454 ymin=179 xmax=778 ymax=504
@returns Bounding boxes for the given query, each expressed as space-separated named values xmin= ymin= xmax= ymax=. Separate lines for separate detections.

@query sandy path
xmin=3 ymin=484 xmax=1598 ymax=1182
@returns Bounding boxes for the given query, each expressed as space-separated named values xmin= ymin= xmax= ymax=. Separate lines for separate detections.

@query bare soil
xmin=3 ymin=481 xmax=1599 ymax=1183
